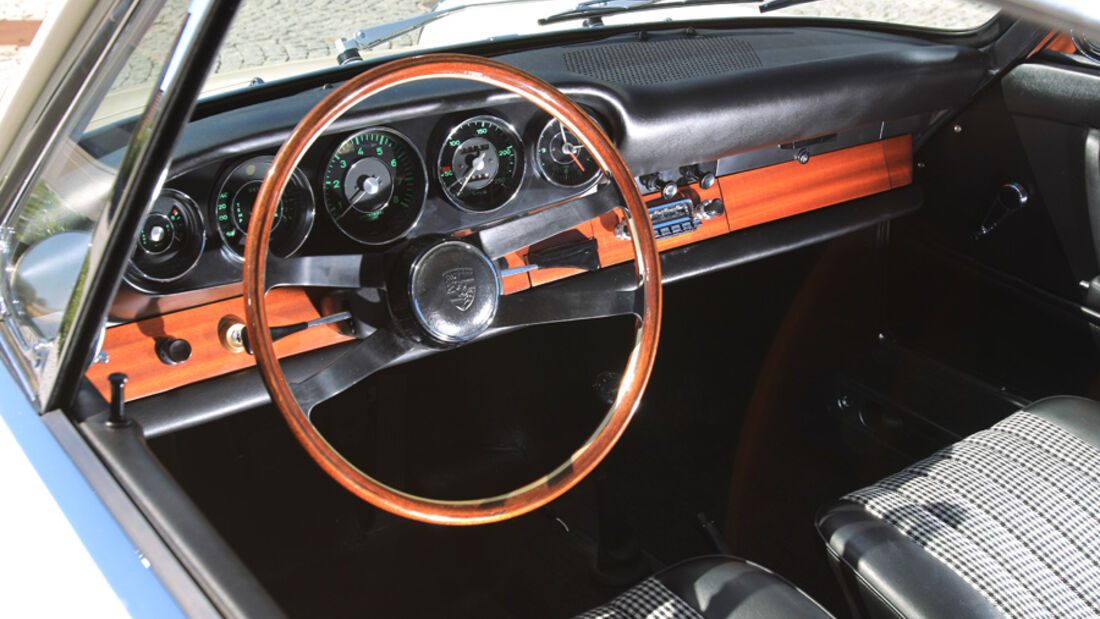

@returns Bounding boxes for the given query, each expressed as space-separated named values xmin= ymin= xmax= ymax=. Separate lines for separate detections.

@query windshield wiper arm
xmin=538 ymin=0 xmax=760 ymax=27
xmin=336 ymin=0 xmax=533 ymax=61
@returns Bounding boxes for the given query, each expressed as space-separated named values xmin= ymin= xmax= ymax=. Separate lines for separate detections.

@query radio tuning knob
xmin=700 ymin=172 xmax=716 ymax=190
xmin=661 ymin=182 xmax=678 ymax=200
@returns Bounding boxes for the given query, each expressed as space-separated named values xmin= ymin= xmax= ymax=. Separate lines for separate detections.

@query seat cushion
xmin=818 ymin=396 xmax=1100 ymax=618
xmin=577 ymin=555 xmax=831 ymax=618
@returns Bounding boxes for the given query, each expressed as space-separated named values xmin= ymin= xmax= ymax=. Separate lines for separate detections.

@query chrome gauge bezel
xmin=1072 ymin=31 xmax=1100 ymax=64
xmin=322 ymin=127 xmax=429 ymax=246
xmin=533 ymin=117 xmax=603 ymax=190
xmin=436 ymin=114 xmax=525 ymax=213
xmin=213 ymin=156 xmax=316 ymax=262
xmin=126 ymin=189 xmax=207 ymax=285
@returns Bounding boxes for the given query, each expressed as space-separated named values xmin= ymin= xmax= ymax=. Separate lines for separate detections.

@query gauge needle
xmin=455 ymin=153 xmax=486 ymax=195
xmin=568 ymin=151 xmax=586 ymax=172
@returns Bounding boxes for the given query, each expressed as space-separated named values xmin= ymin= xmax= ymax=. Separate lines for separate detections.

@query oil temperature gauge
xmin=214 ymin=156 xmax=315 ymax=259
xmin=535 ymin=119 xmax=600 ymax=188
xmin=128 ymin=189 xmax=205 ymax=284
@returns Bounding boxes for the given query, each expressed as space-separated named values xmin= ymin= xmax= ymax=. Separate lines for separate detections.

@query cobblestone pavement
xmin=4 ymin=0 xmax=997 ymax=94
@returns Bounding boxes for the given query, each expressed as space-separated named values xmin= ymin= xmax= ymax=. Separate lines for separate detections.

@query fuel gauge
xmin=128 ymin=189 xmax=205 ymax=284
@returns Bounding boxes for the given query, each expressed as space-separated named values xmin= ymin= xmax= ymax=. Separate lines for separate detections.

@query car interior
xmin=56 ymin=6 xmax=1100 ymax=617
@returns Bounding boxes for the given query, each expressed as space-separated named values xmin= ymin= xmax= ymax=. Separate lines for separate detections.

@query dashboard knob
xmin=998 ymin=182 xmax=1028 ymax=210
xmin=696 ymin=198 xmax=725 ymax=220
xmin=156 ymin=337 xmax=192 ymax=365
xmin=661 ymin=182 xmax=678 ymax=200
xmin=638 ymin=173 xmax=661 ymax=193
xmin=700 ymin=172 xmax=716 ymax=190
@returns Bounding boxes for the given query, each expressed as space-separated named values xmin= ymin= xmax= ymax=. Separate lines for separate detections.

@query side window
xmin=0 ymin=0 xmax=189 ymax=403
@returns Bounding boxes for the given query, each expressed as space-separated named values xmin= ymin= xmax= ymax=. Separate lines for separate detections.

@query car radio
xmin=615 ymin=195 xmax=725 ymax=241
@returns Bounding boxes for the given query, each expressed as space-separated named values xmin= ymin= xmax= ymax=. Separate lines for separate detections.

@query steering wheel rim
xmin=243 ymin=53 xmax=661 ymax=526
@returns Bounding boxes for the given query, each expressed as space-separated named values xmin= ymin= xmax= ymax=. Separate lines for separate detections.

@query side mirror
xmin=11 ymin=231 xmax=91 ymax=339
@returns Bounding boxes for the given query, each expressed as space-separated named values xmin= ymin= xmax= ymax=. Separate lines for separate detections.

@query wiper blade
xmin=538 ymin=0 xmax=759 ymax=26
xmin=538 ymin=0 xmax=828 ymax=26
xmin=757 ymin=0 xmax=821 ymax=13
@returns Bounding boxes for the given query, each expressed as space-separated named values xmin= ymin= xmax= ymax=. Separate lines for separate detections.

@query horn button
xmin=400 ymin=240 xmax=501 ymax=346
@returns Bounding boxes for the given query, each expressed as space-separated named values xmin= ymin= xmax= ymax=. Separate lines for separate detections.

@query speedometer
xmin=322 ymin=128 xmax=427 ymax=245
xmin=437 ymin=115 xmax=523 ymax=212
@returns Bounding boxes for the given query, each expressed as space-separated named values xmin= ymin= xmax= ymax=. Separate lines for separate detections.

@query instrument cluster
xmin=126 ymin=110 xmax=603 ymax=290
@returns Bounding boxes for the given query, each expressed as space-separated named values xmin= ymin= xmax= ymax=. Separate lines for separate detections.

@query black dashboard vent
xmin=563 ymin=36 xmax=762 ymax=85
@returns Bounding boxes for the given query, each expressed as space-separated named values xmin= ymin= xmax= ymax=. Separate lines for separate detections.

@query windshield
xmin=198 ymin=0 xmax=997 ymax=95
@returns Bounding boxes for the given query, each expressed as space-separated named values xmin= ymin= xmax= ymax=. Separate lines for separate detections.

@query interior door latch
xmin=974 ymin=182 xmax=1029 ymax=239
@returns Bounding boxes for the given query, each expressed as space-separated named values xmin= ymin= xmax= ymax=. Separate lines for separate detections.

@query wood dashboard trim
xmin=90 ymin=135 xmax=912 ymax=403
xmin=87 ymin=288 xmax=351 ymax=402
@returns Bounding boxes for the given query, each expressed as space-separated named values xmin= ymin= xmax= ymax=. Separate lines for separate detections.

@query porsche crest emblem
xmin=442 ymin=267 xmax=477 ymax=312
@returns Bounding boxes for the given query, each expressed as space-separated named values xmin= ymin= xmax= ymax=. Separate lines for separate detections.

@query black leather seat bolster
xmin=817 ymin=395 xmax=1100 ymax=618
xmin=1023 ymin=395 xmax=1100 ymax=449
xmin=816 ymin=501 xmax=1002 ymax=619
xmin=653 ymin=555 xmax=832 ymax=618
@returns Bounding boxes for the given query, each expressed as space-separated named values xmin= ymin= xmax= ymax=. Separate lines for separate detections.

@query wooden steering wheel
xmin=243 ymin=53 xmax=661 ymax=525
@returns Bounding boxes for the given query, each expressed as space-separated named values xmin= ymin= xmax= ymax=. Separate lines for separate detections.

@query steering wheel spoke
xmin=494 ymin=285 xmax=641 ymax=329
xmin=266 ymin=253 xmax=384 ymax=290
xmin=474 ymin=180 xmax=619 ymax=260
xmin=291 ymin=328 xmax=416 ymax=416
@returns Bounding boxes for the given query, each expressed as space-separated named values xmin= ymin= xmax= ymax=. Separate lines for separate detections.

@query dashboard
xmin=82 ymin=25 xmax=989 ymax=408
xmin=123 ymin=103 xmax=605 ymax=295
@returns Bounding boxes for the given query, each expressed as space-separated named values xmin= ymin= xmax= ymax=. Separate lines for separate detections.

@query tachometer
xmin=322 ymin=128 xmax=427 ymax=245
xmin=437 ymin=115 xmax=523 ymax=212
xmin=535 ymin=119 xmax=600 ymax=188
xmin=214 ymin=156 xmax=315 ymax=259
xmin=128 ymin=189 xmax=205 ymax=284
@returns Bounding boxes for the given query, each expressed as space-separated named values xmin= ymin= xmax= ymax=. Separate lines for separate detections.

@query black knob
xmin=156 ymin=337 xmax=192 ymax=365
xmin=107 ymin=373 xmax=130 ymax=428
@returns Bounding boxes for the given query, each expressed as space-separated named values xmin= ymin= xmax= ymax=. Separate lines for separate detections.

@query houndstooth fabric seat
xmin=576 ymin=556 xmax=831 ymax=618
xmin=819 ymin=396 xmax=1100 ymax=618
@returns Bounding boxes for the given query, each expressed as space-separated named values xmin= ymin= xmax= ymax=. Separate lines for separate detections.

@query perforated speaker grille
xmin=563 ymin=36 xmax=762 ymax=85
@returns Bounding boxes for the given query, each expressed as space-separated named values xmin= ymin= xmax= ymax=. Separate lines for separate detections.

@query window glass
xmin=1 ymin=0 xmax=189 ymax=395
